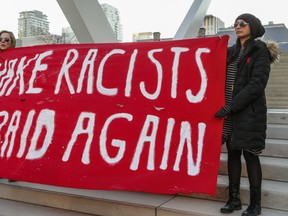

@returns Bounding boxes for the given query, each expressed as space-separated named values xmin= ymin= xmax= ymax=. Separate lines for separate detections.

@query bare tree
xmin=37 ymin=33 xmax=78 ymax=44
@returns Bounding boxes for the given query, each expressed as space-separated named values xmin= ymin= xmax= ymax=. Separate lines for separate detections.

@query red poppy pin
xmin=247 ymin=57 xmax=251 ymax=63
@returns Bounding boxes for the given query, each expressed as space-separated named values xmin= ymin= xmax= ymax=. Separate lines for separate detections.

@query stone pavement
xmin=0 ymin=198 xmax=94 ymax=216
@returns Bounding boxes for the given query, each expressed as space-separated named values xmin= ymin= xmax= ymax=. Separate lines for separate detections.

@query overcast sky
xmin=1 ymin=0 xmax=287 ymax=42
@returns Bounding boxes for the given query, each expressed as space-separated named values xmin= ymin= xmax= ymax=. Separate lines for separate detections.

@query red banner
xmin=0 ymin=36 xmax=228 ymax=195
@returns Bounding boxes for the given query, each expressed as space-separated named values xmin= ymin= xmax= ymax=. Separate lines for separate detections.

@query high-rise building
xmin=18 ymin=10 xmax=50 ymax=38
xmin=101 ymin=3 xmax=123 ymax=41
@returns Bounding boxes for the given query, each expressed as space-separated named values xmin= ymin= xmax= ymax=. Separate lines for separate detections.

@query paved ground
xmin=0 ymin=198 xmax=95 ymax=216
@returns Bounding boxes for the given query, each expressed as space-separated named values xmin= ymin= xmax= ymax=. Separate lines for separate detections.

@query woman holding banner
xmin=215 ymin=13 xmax=279 ymax=216
xmin=0 ymin=30 xmax=16 ymax=51
xmin=0 ymin=30 xmax=17 ymax=183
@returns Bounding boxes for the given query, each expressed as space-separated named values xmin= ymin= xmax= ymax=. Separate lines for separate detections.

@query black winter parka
xmin=227 ymin=39 xmax=271 ymax=150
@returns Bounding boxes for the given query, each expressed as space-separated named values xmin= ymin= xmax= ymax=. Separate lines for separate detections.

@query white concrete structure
xmin=56 ymin=0 xmax=117 ymax=43
xmin=174 ymin=0 xmax=212 ymax=39
xmin=56 ymin=0 xmax=211 ymax=43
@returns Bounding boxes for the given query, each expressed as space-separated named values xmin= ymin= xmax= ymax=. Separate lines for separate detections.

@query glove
xmin=215 ymin=105 xmax=231 ymax=118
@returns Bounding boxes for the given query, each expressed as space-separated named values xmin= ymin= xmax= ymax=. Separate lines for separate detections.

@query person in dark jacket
xmin=215 ymin=13 xmax=279 ymax=216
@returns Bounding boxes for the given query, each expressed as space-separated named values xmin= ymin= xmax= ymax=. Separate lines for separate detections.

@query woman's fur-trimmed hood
xmin=265 ymin=40 xmax=280 ymax=64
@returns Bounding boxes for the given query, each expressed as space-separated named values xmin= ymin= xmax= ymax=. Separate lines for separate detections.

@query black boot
xmin=220 ymin=183 xmax=242 ymax=213
xmin=242 ymin=186 xmax=261 ymax=216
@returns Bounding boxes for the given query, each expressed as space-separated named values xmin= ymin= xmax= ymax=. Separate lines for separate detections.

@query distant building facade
xmin=133 ymin=32 xmax=165 ymax=42
xmin=16 ymin=36 xmax=42 ymax=47
xmin=133 ymin=15 xmax=225 ymax=41
xmin=18 ymin=10 xmax=49 ymax=38
xmin=61 ymin=26 xmax=78 ymax=44
xmin=201 ymin=15 xmax=225 ymax=36
xmin=101 ymin=3 xmax=123 ymax=41
xmin=17 ymin=10 xmax=80 ymax=47
xmin=133 ymin=32 xmax=154 ymax=41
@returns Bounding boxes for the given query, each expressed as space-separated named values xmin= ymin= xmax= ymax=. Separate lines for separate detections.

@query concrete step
xmin=267 ymin=99 xmax=288 ymax=106
xmin=267 ymin=82 xmax=288 ymax=86
xmin=263 ymin=138 xmax=288 ymax=158
xmin=221 ymin=138 xmax=288 ymax=158
xmin=268 ymin=104 xmax=288 ymax=109
xmin=267 ymin=87 xmax=288 ymax=90
xmin=267 ymin=123 xmax=288 ymax=140
xmin=268 ymin=47 xmax=288 ymax=96
xmin=158 ymin=197 xmax=288 ymax=216
xmin=266 ymin=90 xmax=288 ymax=95
xmin=266 ymin=86 xmax=288 ymax=91
xmin=267 ymin=99 xmax=288 ymax=104
xmin=267 ymin=77 xmax=288 ymax=81
xmin=267 ymin=98 xmax=288 ymax=101
xmin=275 ymin=67 xmax=288 ymax=71
xmin=267 ymin=95 xmax=288 ymax=100
xmin=267 ymin=109 xmax=288 ymax=125
xmin=268 ymin=78 xmax=288 ymax=82
xmin=266 ymin=54 xmax=288 ymax=110
xmin=269 ymin=73 xmax=288 ymax=77
xmin=219 ymin=153 xmax=288 ymax=182
xmin=268 ymin=110 xmax=288 ymax=124
xmin=267 ymin=110 xmax=288 ymax=137
xmin=266 ymin=91 xmax=288 ymax=95
xmin=267 ymin=103 xmax=288 ymax=109
xmin=0 ymin=181 xmax=287 ymax=216
xmin=269 ymin=74 xmax=288 ymax=78
xmin=268 ymin=82 xmax=288 ymax=87
xmin=0 ymin=180 xmax=173 ymax=216
xmin=267 ymin=98 xmax=288 ymax=102
xmin=266 ymin=95 xmax=288 ymax=100
xmin=268 ymin=74 xmax=288 ymax=78
xmin=268 ymin=74 xmax=288 ymax=79
xmin=0 ymin=198 xmax=94 ymax=216
xmin=271 ymin=65 xmax=288 ymax=69
xmin=270 ymin=70 xmax=288 ymax=73
xmin=188 ymin=175 xmax=288 ymax=212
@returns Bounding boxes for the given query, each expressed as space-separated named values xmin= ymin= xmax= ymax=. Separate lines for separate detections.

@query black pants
xmin=226 ymin=141 xmax=262 ymax=188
